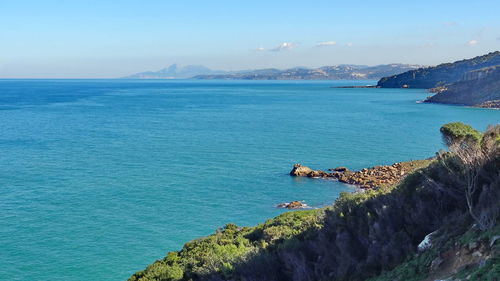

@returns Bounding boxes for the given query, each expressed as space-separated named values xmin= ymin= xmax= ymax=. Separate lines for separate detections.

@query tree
xmin=439 ymin=123 xmax=499 ymax=231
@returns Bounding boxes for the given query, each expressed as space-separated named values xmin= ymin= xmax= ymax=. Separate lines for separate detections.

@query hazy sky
xmin=1 ymin=0 xmax=499 ymax=78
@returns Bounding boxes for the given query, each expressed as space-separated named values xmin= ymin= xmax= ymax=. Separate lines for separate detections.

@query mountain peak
xmin=123 ymin=64 xmax=226 ymax=79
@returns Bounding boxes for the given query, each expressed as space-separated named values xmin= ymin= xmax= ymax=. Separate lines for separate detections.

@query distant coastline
xmin=124 ymin=64 xmax=422 ymax=80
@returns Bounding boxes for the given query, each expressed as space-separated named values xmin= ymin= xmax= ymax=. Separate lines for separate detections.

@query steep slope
xmin=368 ymin=225 xmax=500 ymax=281
xmin=425 ymin=66 xmax=500 ymax=107
xmin=128 ymin=124 xmax=500 ymax=281
xmin=377 ymin=51 xmax=500 ymax=88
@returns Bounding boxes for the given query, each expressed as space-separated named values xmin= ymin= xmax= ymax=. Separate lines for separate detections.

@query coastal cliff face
xmin=377 ymin=51 xmax=500 ymax=89
xmin=425 ymin=66 xmax=500 ymax=107
xmin=129 ymin=124 xmax=500 ymax=281
xmin=377 ymin=51 xmax=500 ymax=108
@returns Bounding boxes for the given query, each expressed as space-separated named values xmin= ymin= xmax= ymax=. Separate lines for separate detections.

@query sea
xmin=0 ymin=79 xmax=498 ymax=281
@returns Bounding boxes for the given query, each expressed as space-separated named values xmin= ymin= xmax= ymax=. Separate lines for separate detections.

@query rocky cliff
xmin=377 ymin=51 xmax=500 ymax=88
xmin=425 ymin=66 xmax=500 ymax=107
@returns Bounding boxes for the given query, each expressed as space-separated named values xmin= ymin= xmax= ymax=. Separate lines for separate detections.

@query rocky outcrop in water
xmin=290 ymin=160 xmax=430 ymax=189
xmin=289 ymin=164 xmax=313 ymax=176
xmin=276 ymin=201 xmax=309 ymax=209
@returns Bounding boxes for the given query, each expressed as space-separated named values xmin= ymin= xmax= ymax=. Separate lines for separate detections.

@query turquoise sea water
xmin=0 ymin=79 xmax=498 ymax=281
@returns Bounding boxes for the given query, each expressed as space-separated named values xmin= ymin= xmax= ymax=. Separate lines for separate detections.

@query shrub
xmin=440 ymin=122 xmax=482 ymax=146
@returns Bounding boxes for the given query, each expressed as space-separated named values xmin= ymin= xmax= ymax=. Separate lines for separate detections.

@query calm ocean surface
xmin=0 ymin=79 xmax=498 ymax=281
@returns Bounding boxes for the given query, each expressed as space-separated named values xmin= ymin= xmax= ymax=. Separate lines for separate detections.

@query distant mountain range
xmin=123 ymin=64 xmax=227 ymax=79
xmin=377 ymin=51 xmax=500 ymax=108
xmin=123 ymin=53 xmax=500 ymax=108
xmin=123 ymin=64 xmax=423 ymax=80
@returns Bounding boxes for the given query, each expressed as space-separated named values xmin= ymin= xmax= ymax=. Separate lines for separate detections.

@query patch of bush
xmin=440 ymin=122 xmax=483 ymax=146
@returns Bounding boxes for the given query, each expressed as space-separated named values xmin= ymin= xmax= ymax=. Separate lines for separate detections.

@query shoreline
xmin=422 ymin=99 xmax=500 ymax=109
xmin=278 ymin=159 xmax=433 ymax=209
xmin=290 ymin=159 xmax=432 ymax=189
xmin=332 ymin=85 xmax=379 ymax=88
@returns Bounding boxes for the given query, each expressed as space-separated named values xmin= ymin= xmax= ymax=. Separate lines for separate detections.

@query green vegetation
xmin=130 ymin=124 xmax=499 ymax=281
xmin=440 ymin=122 xmax=483 ymax=146
xmin=129 ymin=209 xmax=323 ymax=281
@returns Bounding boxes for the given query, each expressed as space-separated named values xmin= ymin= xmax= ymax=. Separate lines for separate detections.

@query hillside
xmin=377 ymin=51 xmax=500 ymax=88
xmin=425 ymin=66 xmax=500 ymax=107
xmin=193 ymin=64 xmax=421 ymax=80
xmin=128 ymin=123 xmax=500 ymax=281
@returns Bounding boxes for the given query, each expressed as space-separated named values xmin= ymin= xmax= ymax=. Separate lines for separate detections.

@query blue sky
xmin=1 ymin=0 xmax=499 ymax=78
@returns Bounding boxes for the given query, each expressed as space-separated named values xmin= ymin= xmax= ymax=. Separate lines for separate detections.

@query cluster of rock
xmin=276 ymin=201 xmax=309 ymax=209
xmin=289 ymin=164 xmax=314 ymax=176
xmin=290 ymin=162 xmax=420 ymax=189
